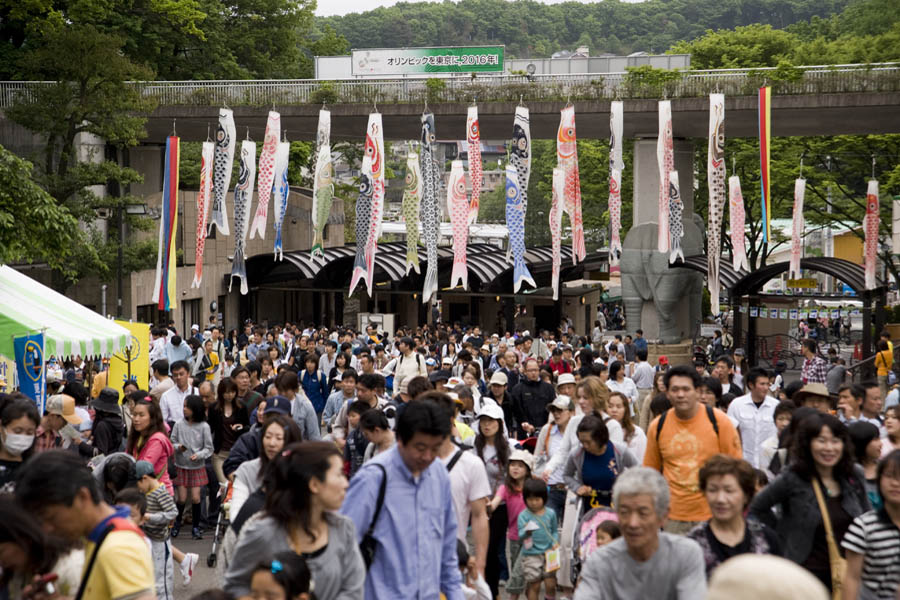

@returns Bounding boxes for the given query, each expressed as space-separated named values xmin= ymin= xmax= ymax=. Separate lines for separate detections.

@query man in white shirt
xmin=393 ymin=336 xmax=427 ymax=394
xmin=726 ymin=366 xmax=778 ymax=468
xmin=319 ymin=340 xmax=338 ymax=380
xmin=431 ymin=393 xmax=490 ymax=576
xmin=159 ymin=360 xmax=197 ymax=426
xmin=859 ymin=380 xmax=886 ymax=434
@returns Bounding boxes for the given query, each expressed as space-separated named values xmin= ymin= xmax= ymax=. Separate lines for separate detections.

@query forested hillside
xmin=319 ymin=0 xmax=852 ymax=58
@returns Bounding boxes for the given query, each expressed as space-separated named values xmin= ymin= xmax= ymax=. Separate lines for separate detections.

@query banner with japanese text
xmin=14 ymin=333 xmax=45 ymax=412
xmin=351 ymin=46 xmax=504 ymax=76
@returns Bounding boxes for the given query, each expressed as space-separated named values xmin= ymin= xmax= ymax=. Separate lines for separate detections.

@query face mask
xmin=2 ymin=429 xmax=35 ymax=456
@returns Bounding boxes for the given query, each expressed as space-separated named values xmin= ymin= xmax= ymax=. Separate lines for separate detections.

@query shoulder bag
xmin=811 ymin=478 xmax=846 ymax=600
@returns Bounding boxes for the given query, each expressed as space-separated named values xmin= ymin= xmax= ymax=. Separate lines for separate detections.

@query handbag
xmin=533 ymin=512 xmax=561 ymax=573
xmin=359 ymin=464 xmax=387 ymax=570
xmin=811 ymin=478 xmax=846 ymax=600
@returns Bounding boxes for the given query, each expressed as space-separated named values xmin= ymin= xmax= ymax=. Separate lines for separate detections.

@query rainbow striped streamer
xmin=152 ymin=136 xmax=180 ymax=311
xmin=758 ymin=86 xmax=772 ymax=243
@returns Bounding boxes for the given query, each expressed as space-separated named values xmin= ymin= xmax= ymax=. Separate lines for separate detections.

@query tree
xmin=0 ymin=144 xmax=81 ymax=272
xmin=669 ymin=24 xmax=797 ymax=68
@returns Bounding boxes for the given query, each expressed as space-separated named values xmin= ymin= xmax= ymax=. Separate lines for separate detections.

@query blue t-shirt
xmin=517 ymin=507 xmax=559 ymax=555
xmin=582 ymin=443 xmax=619 ymax=508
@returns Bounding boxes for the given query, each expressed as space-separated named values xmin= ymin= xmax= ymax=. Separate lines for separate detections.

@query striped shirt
xmin=841 ymin=509 xmax=900 ymax=599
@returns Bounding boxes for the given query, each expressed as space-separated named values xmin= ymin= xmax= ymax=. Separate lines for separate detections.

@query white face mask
xmin=2 ymin=429 xmax=35 ymax=456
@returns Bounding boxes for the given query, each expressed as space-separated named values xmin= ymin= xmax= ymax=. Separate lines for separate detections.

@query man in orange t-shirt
xmin=643 ymin=365 xmax=743 ymax=534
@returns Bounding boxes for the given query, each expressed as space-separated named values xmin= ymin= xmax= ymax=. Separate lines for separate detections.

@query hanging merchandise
xmin=557 ymin=105 xmax=586 ymax=263
xmin=789 ymin=178 xmax=806 ymax=280
xmin=310 ymin=109 xmax=333 ymax=257
xmin=507 ymin=106 xmax=531 ymax=264
xmin=448 ymin=160 xmax=470 ymax=289
xmin=759 ymin=86 xmax=772 ymax=243
xmin=191 ymin=140 xmax=214 ymax=288
xmin=707 ymin=93 xmax=726 ymax=310
xmin=348 ymin=154 xmax=374 ymax=297
xmin=729 ymin=175 xmax=749 ymax=271
xmin=229 ymin=140 xmax=256 ymax=295
xmin=608 ymin=101 xmax=624 ymax=264
xmin=152 ymin=136 xmax=180 ymax=310
xmin=657 ymin=100 xmax=673 ymax=253
xmin=668 ymin=171 xmax=685 ymax=264
xmin=865 ymin=180 xmax=879 ymax=289
xmin=420 ymin=113 xmax=441 ymax=303
xmin=272 ymin=141 xmax=291 ymax=260
xmin=506 ymin=164 xmax=534 ymax=293
xmin=209 ymin=108 xmax=235 ymax=236
xmin=402 ymin=150 xmax=422 ymax=275
xmin=249 ymin=111 xmax=280 ymax=240
xmin=550 ymin=167 xmax=565 ymax=301
xmin=466 ymin=105 xmax=482 ymax=224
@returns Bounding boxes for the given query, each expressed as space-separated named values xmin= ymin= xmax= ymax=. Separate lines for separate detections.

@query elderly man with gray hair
xmin=573 ymin=467 xmax=707 ymax=600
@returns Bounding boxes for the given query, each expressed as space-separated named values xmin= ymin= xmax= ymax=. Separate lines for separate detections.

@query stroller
xmin=570 ymin=499 xmax=618 ymax=581
xmin=207 ymin=480 xmax=233 ymax=567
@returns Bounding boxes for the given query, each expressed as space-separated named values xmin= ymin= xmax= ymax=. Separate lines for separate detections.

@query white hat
xmin=509 ymin=449 xmax=534 ymax=471
xmin=556 ymin=373 xmax=576 ymax=388
xmin=707 ymin=555 xmax=828 ymax=600
xmin=191 ymin=324 xmax=199 ymax=331
xmin=548 ymin=395 xmax=575 ymax=411
xmin=442 ymin=356 xmax=453 ymax=365
xmin=489 ymin=371 xmax=508 ymax=386
xmin=476 ymin=402 xmax=504 ymax=421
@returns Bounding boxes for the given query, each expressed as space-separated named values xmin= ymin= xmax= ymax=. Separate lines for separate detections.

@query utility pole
xmin=825 ymin=155 xmax=833 ymax=294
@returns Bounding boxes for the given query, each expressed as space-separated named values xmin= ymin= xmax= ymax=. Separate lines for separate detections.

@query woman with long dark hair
xmin=126 ymin=393 xmax=174 ymax=495
xmin=208 ymin=377 xmax=248 ymax=486
xmin=230 ymin=414 xmax=301 ymax=518
xmin=750 ymin=411 xmax=870 ymax=592
xmin=225 ymin=441 xmax=364 ymax=600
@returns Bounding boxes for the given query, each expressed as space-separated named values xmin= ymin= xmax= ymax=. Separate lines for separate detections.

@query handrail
xmin=0 ymin=62 xmax=898 ymax=108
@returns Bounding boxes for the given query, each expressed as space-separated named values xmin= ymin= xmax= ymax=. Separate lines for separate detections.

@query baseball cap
xmin=46 ymin=394 xmax=82 ymax=425
xmin=476 ymin=402 xmax=504 ymax=421
xmin=442 ymin=356 xmax=453 ymax=365
xmin=707 ymin=555 xmax=828 ymax=600
xmin=135 ymin=460 xmax=156 ymax=479
xmin=548 ymin=395 xmax=575 ymax=411
xmin=658 ymin=355 xmax=669 ymax=365
xmin=509 ymin=449 xmax=534 ymax=471
xmin=425 ymin=357 xmax=437 ymax=367
xmin=489 ymin=371 xmax=508 ymax=386
xmin=263 ymin=395 xmax=292 ymax=416
xmin=556 ymin=373 xmax=576 ymax=388
xmin=429 ymin=370 xmax=450 ymax=384
xmin=481 ymin=344 xmax=491 ymax=352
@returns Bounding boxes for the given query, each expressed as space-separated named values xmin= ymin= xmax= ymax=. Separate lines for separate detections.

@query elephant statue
xmin=620 ymin=216 xmax=704 ymax=344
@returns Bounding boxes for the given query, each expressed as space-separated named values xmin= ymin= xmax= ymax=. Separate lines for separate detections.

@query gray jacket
xmin=563 ymin=441 xmax=638 ymax=494
xmin=748 ymin=464 xmax=870 ymax=564
xmin=171 ymin=420 xmax=213 ymax=469
xmin=291 ymin=396 xmax=322 ymax=441
xmin=224 ymin=514 xmax=365 ymax=599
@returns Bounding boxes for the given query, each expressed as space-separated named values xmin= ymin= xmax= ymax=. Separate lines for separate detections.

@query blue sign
xmin=14 ymin=333 xmax=45 ymax=413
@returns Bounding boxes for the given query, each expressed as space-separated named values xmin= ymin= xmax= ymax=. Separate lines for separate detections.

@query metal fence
xmin=2 ymin=63 xmax=899 ymax=108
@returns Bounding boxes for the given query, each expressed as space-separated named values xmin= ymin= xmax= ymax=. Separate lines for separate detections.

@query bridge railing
xmin=1 ymin=63 xmax=899 ymax=108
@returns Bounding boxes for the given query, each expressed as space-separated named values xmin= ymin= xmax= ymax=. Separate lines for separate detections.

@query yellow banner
xmin=0 ymin=353 xmax=15 ymax=392
xmin=108 ymin=320 xmax=150 ymax=401
xmin=787 ymin=278 xmax=818 ymax=289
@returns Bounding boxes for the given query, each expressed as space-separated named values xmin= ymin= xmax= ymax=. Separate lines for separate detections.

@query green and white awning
xmin=0 ymin=265 xmax=131 ymax=359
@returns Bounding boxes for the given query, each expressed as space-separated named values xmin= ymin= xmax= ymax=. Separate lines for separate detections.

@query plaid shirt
xmin=33 ymin=426 xmax=60 ymax=453
xmin=802 ymin=356 xmax=829 ymax=384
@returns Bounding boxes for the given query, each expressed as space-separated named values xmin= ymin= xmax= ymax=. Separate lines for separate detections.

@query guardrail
xmin=1 ymin=63 xmax=899 ymax=108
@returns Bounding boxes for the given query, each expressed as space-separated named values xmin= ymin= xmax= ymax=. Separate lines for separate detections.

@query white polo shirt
xmin=727 ymin=393 xmax=779 ymax=468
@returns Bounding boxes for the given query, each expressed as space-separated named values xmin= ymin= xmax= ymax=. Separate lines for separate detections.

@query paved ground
xmin=173 ymin=534 xmax=220 ymax=599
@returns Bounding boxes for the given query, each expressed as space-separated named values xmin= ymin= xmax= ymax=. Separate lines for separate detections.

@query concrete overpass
xmin=2 ymin=63 xmax=899 ymax=143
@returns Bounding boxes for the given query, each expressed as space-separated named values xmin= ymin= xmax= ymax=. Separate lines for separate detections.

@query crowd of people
xmin=1 ymin=317 xmax=900 ymax=600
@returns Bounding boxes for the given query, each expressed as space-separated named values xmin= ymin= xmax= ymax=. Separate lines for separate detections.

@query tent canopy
xmin=0 ymin=266 xmax=131 ymax=359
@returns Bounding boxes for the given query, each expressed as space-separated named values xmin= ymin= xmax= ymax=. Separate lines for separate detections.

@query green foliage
xmin=425 ymin=78 xmax=447 ymax=104
xmin=321 ymin=0 xmax=851 ymax=59
xmin=621 ymin=65 xmax=684 ymax=98
xmin=669 ymin=24 xmax=796 ymax=68
xmin=310 ymin=81 xmax=338 ymax=105
xmin=0 ymin=144 xmax=81 ymax=273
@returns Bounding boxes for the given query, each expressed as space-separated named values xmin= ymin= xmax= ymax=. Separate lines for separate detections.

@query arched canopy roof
xmin=669 ymin=256 xmax=748 ymax=290
xmin=731 ymin=257 xmax=881 ymax=297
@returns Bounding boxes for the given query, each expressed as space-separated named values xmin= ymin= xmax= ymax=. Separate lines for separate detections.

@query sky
xmin=315 ymin=0 xmax=580 ymax=17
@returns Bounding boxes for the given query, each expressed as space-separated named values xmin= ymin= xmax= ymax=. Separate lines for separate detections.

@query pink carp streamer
xmin=192 ymin=141 xmax=214 ymax=288
xmin=349 ymin=113 xmax=385 ymax=297
xmin=865 ymin=180 xmax=879 ymax=289
xmin=557 ymin=105 xmax=585 ymax=264
xmin=249 ymin=111 xmax=280 ymax=240
xmin=466 ymin=106 xmax=482 ymax=224
xmin=707 ymin=94 xmax=726 ymax=310
xmin=448 ymin=160 xmax=469 ymax=289
xmin=608 ymin=101 xmax=624 ymax=266
xmin=550 ymin=167 xmax=564 ymax=300
xmin=657 ymin=100 xmax=673 ymax=254
xmin=728 ymin=176 xmax=749 ymax=271
xmin=789 ymin=178 xmax=806 ymax=280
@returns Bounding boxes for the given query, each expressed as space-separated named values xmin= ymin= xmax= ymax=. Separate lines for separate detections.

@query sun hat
xmin=45 ymin=394 xmax=82 ymax=425
xmin=509 ymin=449 xmax=534 ymax=471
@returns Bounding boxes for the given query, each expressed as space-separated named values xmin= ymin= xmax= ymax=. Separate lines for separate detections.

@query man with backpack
xmin=393 ymin=336 xmax=427 ymax=396
xmin=643 ymin=365 xmax=742 ymax=534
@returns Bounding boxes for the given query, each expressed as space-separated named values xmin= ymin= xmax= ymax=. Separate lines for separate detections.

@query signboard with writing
xmin=787 ymin=278 xmax=818 ymax=289
xmin=14 ymin=333 xmax=45 ymax=412
xmin=351 ymin=46 xmax=504 ymax=76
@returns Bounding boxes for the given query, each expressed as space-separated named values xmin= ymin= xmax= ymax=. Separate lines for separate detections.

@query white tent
xmin=0 ymin=265 xmax=131 ymax=359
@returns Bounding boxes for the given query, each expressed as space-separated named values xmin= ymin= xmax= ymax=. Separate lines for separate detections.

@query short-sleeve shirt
xmin=841 ymin=509 xmax=900 ymax=598
xmin=643 ymin=407 xmax=743 ymax=522
xmin=497 ymin=484 xmax=527 ymax=540
xmin=518 ymin=508 xmax=559 ymax=555
xmin=440 ymin=449 xmax=492 ymax=542
xmin=82 ymin=514 xmax=155 ymax=600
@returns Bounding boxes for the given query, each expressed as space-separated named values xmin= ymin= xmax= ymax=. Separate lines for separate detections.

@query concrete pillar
xmin=620 ymin=137 xmax=703 ymax=343
xmin=632 ymin=137 xmax=694 ymax=227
